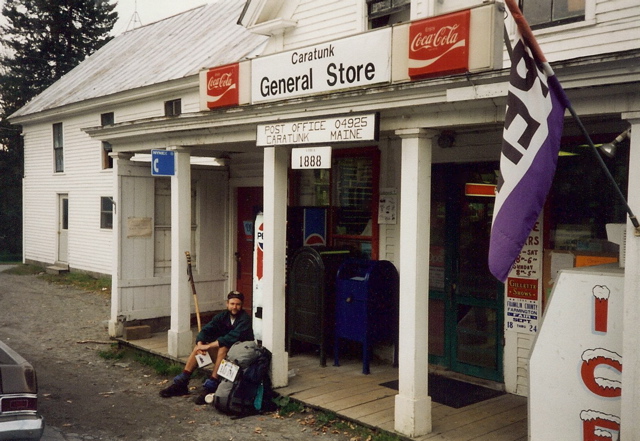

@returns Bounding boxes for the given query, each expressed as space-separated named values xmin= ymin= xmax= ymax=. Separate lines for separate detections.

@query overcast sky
xmin=0 ymin=0 xmax=218 ymax=36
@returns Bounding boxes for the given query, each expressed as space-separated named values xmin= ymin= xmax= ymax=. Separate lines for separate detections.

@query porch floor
xmin=119 ymin=332 xmax=528 ymax=441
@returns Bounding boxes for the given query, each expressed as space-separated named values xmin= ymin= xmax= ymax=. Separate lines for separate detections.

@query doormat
xmin=379 ymin=376 xmax=504 ymax=409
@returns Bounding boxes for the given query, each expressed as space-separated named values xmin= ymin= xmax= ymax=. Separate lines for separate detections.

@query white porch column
xmin=394 ymin=128 xmax=434 ymax=437
xmin=262 ymin=146 xmax=289 ymax=387
xmin=621 ymin=114 xmax=640 ymax=439
xmin=108 ymin=152 xmax=132 ymax=337
xmin=168 ymin=148 xmax=193 ymax=358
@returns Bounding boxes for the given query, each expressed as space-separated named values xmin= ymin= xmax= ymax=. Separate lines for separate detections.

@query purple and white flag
xmin=488 ymin=28 xmax=570 ymax=283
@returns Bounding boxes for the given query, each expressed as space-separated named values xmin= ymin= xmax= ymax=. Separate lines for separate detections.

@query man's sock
xmin=203 ymin=377 xmax=220 ymax=393
xmin=173 ymin=370 xmax=192 ymax=385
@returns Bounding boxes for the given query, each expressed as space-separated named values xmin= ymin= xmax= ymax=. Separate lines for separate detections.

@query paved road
xmin=0 ymin=268 xmax=349 ymax=441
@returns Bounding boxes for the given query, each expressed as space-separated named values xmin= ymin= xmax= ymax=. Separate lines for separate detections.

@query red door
xmin=236 ymin=187 xmax=263 ymax=311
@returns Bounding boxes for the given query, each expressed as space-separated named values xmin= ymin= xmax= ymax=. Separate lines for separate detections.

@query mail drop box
xmin=287 ymin=246 xmax=352 ymax=366
xmin=334 ymin=259 xmax=399 ymax=374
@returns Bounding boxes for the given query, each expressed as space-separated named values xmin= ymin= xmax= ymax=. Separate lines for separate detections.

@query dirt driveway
xmin=0 ymin=268 xmax=352 ymax=441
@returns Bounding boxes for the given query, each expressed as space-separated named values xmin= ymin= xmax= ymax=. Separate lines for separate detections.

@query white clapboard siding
xmin=21 ymin=80 xmax=210 ymax=275
xmin=22 ymin=113 xmax=114 ymax=274
xmin=110 ymin=86 xmax=200 ymax=125
xmin=378 ymin=138 xmax=400 ymax=265
xmin=510 ymin=0 xmax=640 ymax=63
xmin=23 ymin=125 xmax=58 ymax=264
xmin=516 ymin=334 xmax=533 ymax=396
xmin=283 ymin=0 xmax=363 ymax=51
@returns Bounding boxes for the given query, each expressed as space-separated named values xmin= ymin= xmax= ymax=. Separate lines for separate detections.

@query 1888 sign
xmin=291 ymin=146 xmax=331 ymax=169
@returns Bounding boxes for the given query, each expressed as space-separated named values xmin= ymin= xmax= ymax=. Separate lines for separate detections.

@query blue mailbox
xmin=334 ymin=259 xmax=399 ymax=374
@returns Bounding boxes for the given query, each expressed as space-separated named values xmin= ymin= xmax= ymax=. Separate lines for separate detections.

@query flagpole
xmin=504 ymin=0 xmax=640 ymax=235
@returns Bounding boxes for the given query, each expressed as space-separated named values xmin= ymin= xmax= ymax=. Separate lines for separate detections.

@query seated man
xmin=159 ymin=290 xmax=254 ymax=404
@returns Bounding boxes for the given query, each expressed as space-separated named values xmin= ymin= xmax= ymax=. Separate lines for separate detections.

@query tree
xmin=0 ymin=0 xmax=117 ymax=259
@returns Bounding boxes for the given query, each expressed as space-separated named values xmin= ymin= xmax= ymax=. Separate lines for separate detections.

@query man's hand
xmin=196 ymin=340 xmax=219 ymax=355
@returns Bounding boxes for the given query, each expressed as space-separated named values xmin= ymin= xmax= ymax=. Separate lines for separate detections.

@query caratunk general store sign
xmin=256 ymin=113 xmax=378 ymax=146
xmin=251 ymin=28 xmax=391 ymax=104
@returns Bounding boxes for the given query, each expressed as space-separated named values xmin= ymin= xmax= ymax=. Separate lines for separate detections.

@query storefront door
xmin=429 ymin=163 xmax=504 ymax=382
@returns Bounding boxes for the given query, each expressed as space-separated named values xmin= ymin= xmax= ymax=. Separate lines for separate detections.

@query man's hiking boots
xmin=193 ymin=378 xmax=220 ymax=405
xmin=159 ymin=373 xmax=190 ymax=398
xmin=159 ymin=381 xmax=189 ymax=398
xmin=159 ymin=374 xmax=220 ymax=404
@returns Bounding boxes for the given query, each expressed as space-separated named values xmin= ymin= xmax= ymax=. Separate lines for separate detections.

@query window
xmin=289 ymin=148 xmax=380 ymax=259
xmin=100 ymin=112 xmax=114 ymax=126
xmin=102 ymin=142 xmax=113 ymax=169
xmin=367 ymin=0 xmax=410 ymax=29
xmin=549 ymin=133 xmax=629 ymax=251
xmin=61 ymin=197 xmax=69 ymax=230
xmin=164 ymin=99 xmax=182 ymax=117
xmin=53 ymin=123 xmax=64 ymax=172
xmin=100 ymin=113 xmax=114 ymax=169
xmin=520 ymin=0 xmax=585 ymax=29
xmin=100 ymin=197 xmax=113 ymax=229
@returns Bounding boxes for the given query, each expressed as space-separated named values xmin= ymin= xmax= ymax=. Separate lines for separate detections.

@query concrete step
xmin=46 ymin=264 xmax=69 ymax=275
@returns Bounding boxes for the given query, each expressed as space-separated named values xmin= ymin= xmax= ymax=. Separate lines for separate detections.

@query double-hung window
xmin=53 ymin=123 xmax=64 ymax=173
xmin=367 ymin=0 xmax=410 ymax=29
xmin=100 ymin=197 xmax=113 ymax=229
xmin=100 ymin=112 xmax=114 ymax=169
xmin=520 ymin=0 xmax=585 ymax=29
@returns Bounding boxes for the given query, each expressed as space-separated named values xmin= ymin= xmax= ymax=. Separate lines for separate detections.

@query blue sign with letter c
xmin=151 ymin=149 xmax=175 ymax=176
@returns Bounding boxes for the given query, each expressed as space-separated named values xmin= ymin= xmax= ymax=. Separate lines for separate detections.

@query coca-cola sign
xmin=205 ymin=64 xmax=239 ymax=109
xmin=408 ymin=10 xmax=470 ymax=79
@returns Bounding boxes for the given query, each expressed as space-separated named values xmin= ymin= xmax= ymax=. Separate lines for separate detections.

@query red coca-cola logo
xmin=408 ymin=10 xmax=470 ymax=79
xmin=411 ymin=24 xmax=461 ymax=52
xmin=205 ymin=64 xmax=239 ymax=109
xmin=208 ymin=72 xmax=234 ymax=91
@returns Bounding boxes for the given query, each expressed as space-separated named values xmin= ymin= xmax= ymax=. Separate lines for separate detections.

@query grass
xmin=97 ymin=344 xmax=126 ymax=360
xmin=133 ymin=352 xmax=184 ymax=377
xmin=2 ymin=264 xmax=43 ymax=276
xmin=3 ymin=264 xmax=111 ymax=295
xmin=40 ymin=271 xmax=111 ymax=294
xmin=98 ymin=344 xmax=184 ymax=377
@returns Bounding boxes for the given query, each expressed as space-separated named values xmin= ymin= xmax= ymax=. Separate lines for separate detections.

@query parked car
xmin=0 ymin=340 xmax=44 ymax=440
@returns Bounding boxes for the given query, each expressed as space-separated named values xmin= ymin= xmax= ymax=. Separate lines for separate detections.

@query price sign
xmin=291 ymin=146 xmax=332 ymax=169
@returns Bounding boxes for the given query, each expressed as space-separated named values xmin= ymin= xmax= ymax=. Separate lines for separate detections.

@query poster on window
xmin=378 ymin=188 xmax=397 ymax=224
xmin=505 ymin=215 xmax=542 ymax=334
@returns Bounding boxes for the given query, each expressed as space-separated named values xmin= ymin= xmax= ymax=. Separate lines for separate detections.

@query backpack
xmin=226 ymin=340 xmax=259 ymax=369
xmin=214 ymin=345 xmax=277 ymax=417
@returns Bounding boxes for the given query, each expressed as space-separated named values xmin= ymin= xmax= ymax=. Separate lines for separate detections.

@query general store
xmin=10 ymin=0 xmax=640 ymax=438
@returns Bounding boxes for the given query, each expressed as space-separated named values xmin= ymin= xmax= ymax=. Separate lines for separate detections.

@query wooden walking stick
xmin=185 ymin=251 xmax=202 ymax=331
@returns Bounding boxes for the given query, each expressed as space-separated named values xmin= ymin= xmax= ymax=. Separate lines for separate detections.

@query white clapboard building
xmin=10 ymin=0 xmax=640 ymax=438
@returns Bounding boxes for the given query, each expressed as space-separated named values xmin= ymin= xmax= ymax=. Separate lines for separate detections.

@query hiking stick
xmin=185 ymin=251 xmax=202 ymax=331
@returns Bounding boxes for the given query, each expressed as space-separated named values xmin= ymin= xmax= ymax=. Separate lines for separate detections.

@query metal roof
xmin=11 ymin=0 xmax=267 ymax=119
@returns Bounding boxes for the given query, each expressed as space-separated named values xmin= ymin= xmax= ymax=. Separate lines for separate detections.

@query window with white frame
xmin=520 ymin=0 xmax=585 ymax=29
xmin=100 ymin=113 xmax=114 ymax=169
xmin=164 ymin=99 xmax=182 ymax=117
xmin=100 ymin=197 xmax=113 ymax=229
xmin=367 ymin=0 xmax=410 ymax=29
xmin=53 ymin=122 xmax=64 ymax=172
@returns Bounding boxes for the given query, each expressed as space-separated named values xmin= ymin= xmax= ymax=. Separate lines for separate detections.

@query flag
xmin=488 ymin=1 xmax=571 ymax=283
